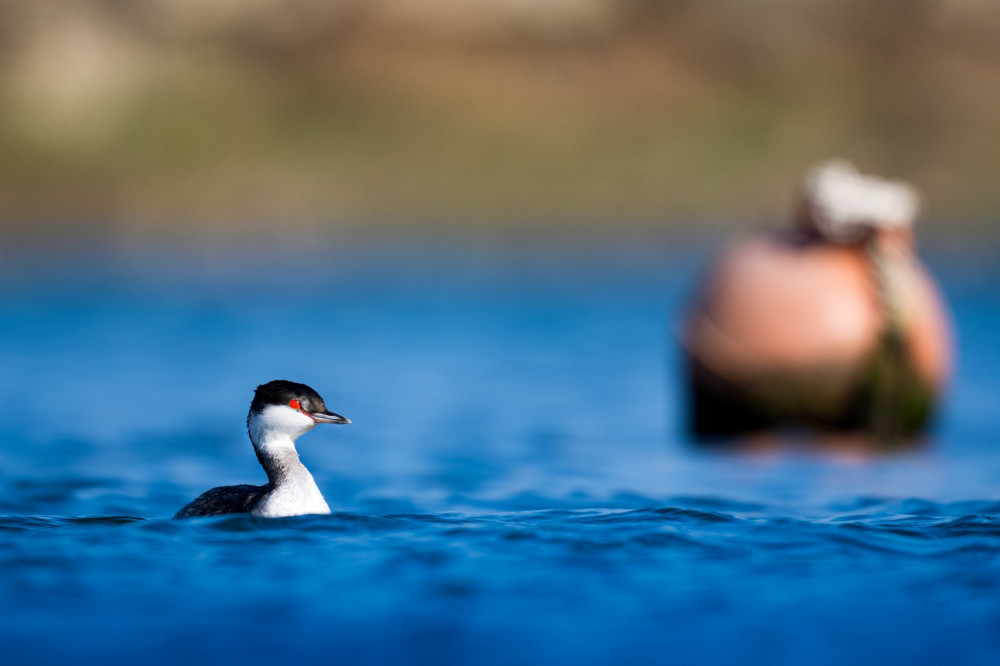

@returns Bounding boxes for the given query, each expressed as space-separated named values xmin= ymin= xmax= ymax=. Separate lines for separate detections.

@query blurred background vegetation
xmin=1 ymin=0 xmax=998 ymax=241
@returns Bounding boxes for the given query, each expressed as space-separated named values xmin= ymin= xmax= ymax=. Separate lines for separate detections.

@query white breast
xmin=253 ymin=471 xmax=331 ymax=518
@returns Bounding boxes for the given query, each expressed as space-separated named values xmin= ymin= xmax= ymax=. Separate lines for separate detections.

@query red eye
xmin=289 ymin=399 xmax=301 ymax=410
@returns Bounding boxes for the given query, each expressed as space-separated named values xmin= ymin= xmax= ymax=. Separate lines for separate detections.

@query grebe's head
xmin=247 ymin=380 xmax=350 ymax=444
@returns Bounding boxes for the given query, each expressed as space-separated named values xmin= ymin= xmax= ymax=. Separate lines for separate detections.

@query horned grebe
xmin=174 ymin=380 xmax=350 ymax=519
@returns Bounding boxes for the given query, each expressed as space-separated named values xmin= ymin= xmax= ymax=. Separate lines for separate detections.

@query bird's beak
xmin=310 ymin=410 xmax=350 ymax=425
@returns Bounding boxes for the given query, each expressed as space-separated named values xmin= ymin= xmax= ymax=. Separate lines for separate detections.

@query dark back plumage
xmin=173 ymin=484 xmax=270 ymax=518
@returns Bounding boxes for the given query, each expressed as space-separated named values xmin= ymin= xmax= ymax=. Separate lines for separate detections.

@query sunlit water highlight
xmin=1 ymin=238 xmax=999 ymax=665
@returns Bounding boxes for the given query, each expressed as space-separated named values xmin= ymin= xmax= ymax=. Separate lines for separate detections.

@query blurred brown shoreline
xmin=1 ymin=1 xmax=998 ymax=240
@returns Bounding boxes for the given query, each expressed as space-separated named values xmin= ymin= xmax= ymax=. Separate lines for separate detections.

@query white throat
xmin=247 ymin=405 xmax=331 ymax=517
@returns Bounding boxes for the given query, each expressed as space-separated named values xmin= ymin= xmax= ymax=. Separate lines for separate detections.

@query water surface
xmin=1 ymin=237 xmax=999 ymax=665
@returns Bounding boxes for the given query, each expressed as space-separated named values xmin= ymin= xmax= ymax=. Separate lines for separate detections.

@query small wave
xmin=178 ymin=511 xmax=415 ymax=534
xmin=560 ymin=507 xmax=738 ymax=525
xmin=0 ymin=515 xmax=146 ymax=531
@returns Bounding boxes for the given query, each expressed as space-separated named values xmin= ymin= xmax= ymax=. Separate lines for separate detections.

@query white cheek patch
xmin=265 ymin=404 xmax=316 ymax=429
xmin=248 ymin=404 xmax=318 ymax=449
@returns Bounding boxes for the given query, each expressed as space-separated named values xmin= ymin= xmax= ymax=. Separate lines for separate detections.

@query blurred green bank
xmin=1 ymin=1 xmax=998 ymax=239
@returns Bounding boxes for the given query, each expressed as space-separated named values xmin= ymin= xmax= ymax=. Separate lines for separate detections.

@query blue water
xmin=2 ymin=236 xmax=1000 ymax=665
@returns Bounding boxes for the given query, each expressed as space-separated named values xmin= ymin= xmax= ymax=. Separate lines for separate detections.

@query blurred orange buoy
xmin=683 ymin=161 xmax=952 ymax=442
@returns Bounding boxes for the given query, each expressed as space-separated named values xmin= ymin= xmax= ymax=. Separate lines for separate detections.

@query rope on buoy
xmin=865 ymin=236 xmax=908 ymax=441
xmin=801 ymin=159 xmax=922 ymax=441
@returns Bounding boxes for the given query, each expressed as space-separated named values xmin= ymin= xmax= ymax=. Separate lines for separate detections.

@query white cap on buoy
xmin=801 ymin=160 xmax=920 ymax=243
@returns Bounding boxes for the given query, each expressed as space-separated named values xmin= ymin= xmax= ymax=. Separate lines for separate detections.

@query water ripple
xmin=0 ymin=515 xmax=146 ymax=531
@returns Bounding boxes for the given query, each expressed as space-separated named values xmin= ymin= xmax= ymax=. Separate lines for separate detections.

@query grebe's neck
xmin=252 ymin=435 xmax=310 ymax=487
xmin=250 ymin=408 xmax=317 ymax=482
